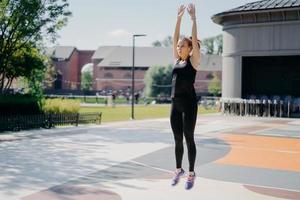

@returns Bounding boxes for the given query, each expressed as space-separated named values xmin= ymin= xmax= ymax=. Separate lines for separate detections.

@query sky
xmin=53 ymin=0 xmax=258 ymax=50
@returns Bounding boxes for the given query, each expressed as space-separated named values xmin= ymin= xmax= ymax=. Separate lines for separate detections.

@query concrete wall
xmin=222 ymin=20 xmax=300 ymax=98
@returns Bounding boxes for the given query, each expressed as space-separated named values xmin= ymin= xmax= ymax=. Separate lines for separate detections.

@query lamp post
xmin=131 ymin=34 xmax=146 ymax=119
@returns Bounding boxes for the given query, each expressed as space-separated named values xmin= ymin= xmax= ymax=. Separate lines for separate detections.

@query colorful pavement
xmin=0 ymin=113 xmax=300 ymax=200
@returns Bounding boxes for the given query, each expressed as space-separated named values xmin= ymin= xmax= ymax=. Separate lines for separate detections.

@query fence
xmin=0 ymin=112 xmax=102 ymax=132
xmin=199 ymin=96 xmax=221 ymax=109
xmin=220 ymin=98 xmax=299 ymax=118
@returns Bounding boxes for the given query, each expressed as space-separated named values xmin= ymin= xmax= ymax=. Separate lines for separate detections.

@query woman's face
xmin=177 ymin=39 xmax=191 ymax=60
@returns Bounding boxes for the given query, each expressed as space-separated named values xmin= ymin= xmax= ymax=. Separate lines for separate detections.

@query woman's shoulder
xmin=174 ymin=58 xmax=189 ymax=69
xmin=173 ymin=58 xmax=180 ymax=65
xmin=188 ymin=56 xmax=199 ymax=71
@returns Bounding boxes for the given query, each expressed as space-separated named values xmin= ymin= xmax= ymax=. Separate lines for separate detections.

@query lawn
xmin=56 ymin=97 xmax=152 ymax=104
xmin=79 ymin=104 xmax=219 ymax=123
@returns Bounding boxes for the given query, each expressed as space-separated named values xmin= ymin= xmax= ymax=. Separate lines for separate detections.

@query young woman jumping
xmin=170 ymin=3 xmax=201 ymax=190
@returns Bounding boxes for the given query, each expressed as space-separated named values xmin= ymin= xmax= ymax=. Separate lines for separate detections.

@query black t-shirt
xmin=171 ymin=57 xmax=197 ymax=99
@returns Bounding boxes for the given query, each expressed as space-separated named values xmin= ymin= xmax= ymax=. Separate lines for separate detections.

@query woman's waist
xmin=173 ymin=89 xmax=197 ymax=98
xmin=172 ymin=95 xmax=198 ymax=102
xmin=174 ymin=83 xmax=196 ymax=91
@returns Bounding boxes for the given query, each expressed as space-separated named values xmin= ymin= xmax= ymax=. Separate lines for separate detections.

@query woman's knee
xmin=184 ymin=134 xmax=195 ymax=145
xmin=175 ymin=137 xmax=184 ymax=145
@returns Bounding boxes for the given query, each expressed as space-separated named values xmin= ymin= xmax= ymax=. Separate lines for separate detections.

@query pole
xmin=131 ymin=36 xmax=135 ymax=119
xmin=131 ymin=34 xmax=146 ymax=120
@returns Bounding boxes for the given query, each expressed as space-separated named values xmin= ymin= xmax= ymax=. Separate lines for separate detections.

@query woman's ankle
xmin=188 ymin=171 xmax=195 ymax=176
xmin=175 ymin=168 xmax=184 ymax=173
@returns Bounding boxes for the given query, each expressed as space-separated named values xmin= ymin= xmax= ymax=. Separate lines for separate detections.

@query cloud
xmin=108 ymin=29 xmax=130 ymax=38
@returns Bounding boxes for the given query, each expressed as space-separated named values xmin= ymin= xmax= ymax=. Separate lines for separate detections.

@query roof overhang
xmin=212 ymin=6 xmax=300 ymax=25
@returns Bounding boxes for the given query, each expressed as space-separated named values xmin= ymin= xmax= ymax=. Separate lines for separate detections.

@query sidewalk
xmin=0 ymin=114 xmax=300 ymax=200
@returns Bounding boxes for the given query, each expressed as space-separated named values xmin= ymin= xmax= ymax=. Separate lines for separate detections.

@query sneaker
xmin=185 ymin=173 xmax=196 ymax=190
xmin=171 ymin=168 xmax=185 ymax=186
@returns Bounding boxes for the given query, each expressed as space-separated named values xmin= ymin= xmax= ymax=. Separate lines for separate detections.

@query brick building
xmin=92 ymin=46 xmax=222 ymax=96
xmin=48 ymin=46 xmax=222 ymax=96
xmin=46 ymin=46 xmax=94 ymax=91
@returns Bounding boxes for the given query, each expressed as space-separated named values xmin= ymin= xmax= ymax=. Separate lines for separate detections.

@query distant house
xmin=46 ymin=46 xmax=94 ymax=91
xmin=92 ymin=46 xmax=222 ymax=96
xmin=48 ymin=46 xmax=222 ymax=96
xmin=92 ymin=46 xmax=174 ymax=92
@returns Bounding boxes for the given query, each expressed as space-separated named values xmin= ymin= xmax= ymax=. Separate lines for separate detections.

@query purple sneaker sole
xmin=185 ymin=175 xmax=196 ymax=190
xmin=171 ymin=169 xmax=185 ymax=186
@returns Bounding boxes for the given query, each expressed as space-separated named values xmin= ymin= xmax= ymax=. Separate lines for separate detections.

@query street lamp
xmin=131 ymin=34 xmax=146 ymax=120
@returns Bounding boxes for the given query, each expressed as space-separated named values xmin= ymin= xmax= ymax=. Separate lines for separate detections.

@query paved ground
xmin=0 ymin=113 xmax=300 ymax=200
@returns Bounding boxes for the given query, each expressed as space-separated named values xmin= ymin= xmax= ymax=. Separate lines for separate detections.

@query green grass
xmin=79 ymin=105 xmax=219 ymax=123
xmin=59 ymin=97 xmax=150 ymax=104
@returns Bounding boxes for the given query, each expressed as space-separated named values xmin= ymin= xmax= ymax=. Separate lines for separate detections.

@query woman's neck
xmin=180 ymin=56 xmax=189 ymax=61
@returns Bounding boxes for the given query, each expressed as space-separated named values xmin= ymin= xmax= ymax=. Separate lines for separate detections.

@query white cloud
xmin=108 ymin=29 xmax=130 ymax=38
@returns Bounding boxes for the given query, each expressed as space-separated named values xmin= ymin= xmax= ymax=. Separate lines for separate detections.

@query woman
xmin=170 ymin=3 xmax=200 ymax=190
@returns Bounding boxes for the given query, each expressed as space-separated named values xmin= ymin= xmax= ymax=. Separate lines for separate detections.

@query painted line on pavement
xmin=129 ymin=160 xmax=173 ymax=174
xmin=130 ymin=160 xmax=300 ymax=193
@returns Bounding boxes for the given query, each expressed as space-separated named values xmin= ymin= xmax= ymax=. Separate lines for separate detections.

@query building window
xmin=104 ymin=72 xmax=113 ymax=78
xmin=54 ymin=73 xmax=62 ymax=89
xmin=206 ymin=73 xmax=214 ymax=80
xmin=123 ymin=73 xmax=132 ymax=79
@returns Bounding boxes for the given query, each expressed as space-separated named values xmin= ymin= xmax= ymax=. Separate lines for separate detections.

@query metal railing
xmin=220 ymin=98 xmax=294 ymax=118
xmin=0 ymin=112 xmax=102 ymax=132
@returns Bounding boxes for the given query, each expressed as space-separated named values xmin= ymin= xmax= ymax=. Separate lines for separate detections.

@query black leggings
xmin=170 ymin=97 xmax=198 ymax=172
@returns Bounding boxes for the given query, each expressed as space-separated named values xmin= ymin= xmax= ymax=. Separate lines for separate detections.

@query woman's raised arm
xmin=187 ymin=3 xmax=201 ymax=70
xmin=173 ymin=5 xmax=185 ymax=60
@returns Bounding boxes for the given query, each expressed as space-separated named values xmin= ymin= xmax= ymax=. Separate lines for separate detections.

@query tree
xmin=144 ymin=64 xmax=173 ymax=97
xmin=11 ymin=44 xmax=46 ymax=99
xmin=0 ymin=0 xmax=71 ymax=93
xmin=208 ymin=73 xmax=221 ymax=96
xmin=152 ymin=34 xmax=223 ymax=54
xmin=43 ymin=59 xmax=57 ymax=89
xmin=202 ymin=37 xmax=215 ymax=54
xmin=152 ymin=35 xmax=184 ymax=47
xmin=81 ymin=71 xmax=93 ymax=91
xmin=201 ymin=34 xmax=223 ymax=55
xmin=215 ymin=34 xmax=223 ymax=55
xmin=162 ymin=36 xmax=173 ymax=47
xmin=152 ymin=40 xmax=162 ymax=47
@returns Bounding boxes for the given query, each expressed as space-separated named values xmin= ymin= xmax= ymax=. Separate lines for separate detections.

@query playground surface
xmin=0 ymin=113 xmax=300 ymax=200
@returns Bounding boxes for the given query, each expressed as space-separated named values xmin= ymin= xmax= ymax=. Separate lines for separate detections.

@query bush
xmin=42 ymin=98 xmax=80 ymax=114
xmin=208 ymin=73 xmax=221 ymax=96
xmin=0 ymin=94 xmax=42 ymax=114
xmin=144 ymin=64 xmax=173 ymax=98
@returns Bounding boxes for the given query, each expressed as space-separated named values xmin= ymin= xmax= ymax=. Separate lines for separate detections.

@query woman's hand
xmin=177 ymin=5 xmax=186 ymax=19
xmin=187 ymin=3 xmax=196 ymax=20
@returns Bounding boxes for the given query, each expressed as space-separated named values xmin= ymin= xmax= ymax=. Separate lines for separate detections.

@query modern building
xmin=212 ymin=0 xmax=300 ymax=99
